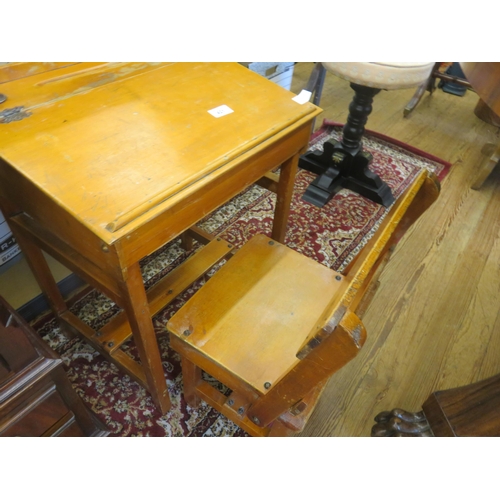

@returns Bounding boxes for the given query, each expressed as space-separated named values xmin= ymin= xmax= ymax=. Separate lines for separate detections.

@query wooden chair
xmin=167 ymin=169 xmax=440 ymax=437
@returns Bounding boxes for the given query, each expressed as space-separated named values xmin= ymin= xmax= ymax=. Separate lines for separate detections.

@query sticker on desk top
xmin=292 ymin=90 xmax=312 ymax=104
xmin=208 ymin=105 xmax=234 ymax=118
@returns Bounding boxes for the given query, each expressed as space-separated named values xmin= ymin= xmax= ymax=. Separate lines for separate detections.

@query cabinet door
xmin=1 ymin=385 xmax=71 ymax=437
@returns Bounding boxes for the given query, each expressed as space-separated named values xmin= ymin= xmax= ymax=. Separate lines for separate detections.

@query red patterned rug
xmin=32 ymin=121 xmax=451 ymax=437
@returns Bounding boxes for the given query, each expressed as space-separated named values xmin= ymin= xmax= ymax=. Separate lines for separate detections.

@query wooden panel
xmin=0 ymin=161 xmax=123 ymax=276
xmin=168 ymin=234 xmax=344 ymax=392
xmin=2 ymin=386 xmax=68 ymax=437
xmin=460 ymin=62 xmax=500 ymax=116
xmin=248 ymin=309 xmax=366 ymax=427
xmin=300 ymin=169 xmax=436 ymax=350
xmin=8 ymin=213 xmax=124 ymax=305
xmin=423 ymin=373 xmax=500 ymax=437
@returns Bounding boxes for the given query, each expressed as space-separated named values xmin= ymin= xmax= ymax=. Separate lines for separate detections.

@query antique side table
xmin=0 ymin=62 xmax=320 ymax=413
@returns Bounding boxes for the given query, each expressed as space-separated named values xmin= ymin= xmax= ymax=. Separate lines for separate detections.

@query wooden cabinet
xmin=0 ymin=295 xmax=108 ymax=437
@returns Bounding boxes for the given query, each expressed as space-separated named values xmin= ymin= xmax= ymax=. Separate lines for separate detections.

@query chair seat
xmin=322 ymin=62 xmax=435 ymax=90
xmin=168 ymin=234 xmax=344 ymax=393
xmin=167 ymin=169 xmax=440 ymax=436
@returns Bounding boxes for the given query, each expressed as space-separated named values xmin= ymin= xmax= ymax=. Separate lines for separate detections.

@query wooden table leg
xmin=181 ymin=357 xmax=202 ymax=408
xmin=120 ymin=263 xmax=171 ymax=414
xmin=272 ymin=152 xmax=300 ymax=243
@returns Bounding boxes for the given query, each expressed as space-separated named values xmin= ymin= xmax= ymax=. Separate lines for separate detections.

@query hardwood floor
xmin=290 ymin=63 xmax=500 ymax=437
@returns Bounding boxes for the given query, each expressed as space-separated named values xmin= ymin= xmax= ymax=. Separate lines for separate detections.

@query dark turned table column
xmin=299 ymin=83 xmax=395 ymax=208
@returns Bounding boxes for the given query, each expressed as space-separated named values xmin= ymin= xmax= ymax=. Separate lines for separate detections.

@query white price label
xmin=208 ymin=105 xmax=234 ymax=118
xmin=292 ymin=90 xmax=312 ymax=104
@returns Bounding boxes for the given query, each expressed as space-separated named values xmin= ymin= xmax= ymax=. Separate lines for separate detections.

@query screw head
xmin=264 ymin=382 xmax=271 ymax=390
xmin=108 ymin=342 xmax=114 ymax=348
xmin=268 ymin=240 xmax=275 ymax=245
xmin=335 ymin=275 xmax=342 ymax=281
xmin=227 ymin=399 xmax=234 ymax=406
xmin=237 ymin=407 xmax=244 ymax=415
xmin=252 ymin=416 xmax=261 ymax=425
xmin=183 ymin=329 xmax=192 ymax=336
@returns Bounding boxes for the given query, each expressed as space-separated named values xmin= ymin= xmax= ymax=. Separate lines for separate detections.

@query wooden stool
xmin=167 ymin=169 xmax=440 ymax=436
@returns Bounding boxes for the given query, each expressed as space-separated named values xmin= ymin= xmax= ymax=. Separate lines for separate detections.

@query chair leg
xmin=181 ymin=357 xmax=202 ymax=408
xmin=404 ymin=80 xmax=428 ymax=117
xmin=404 ymin=62 xmax=441 ymax=117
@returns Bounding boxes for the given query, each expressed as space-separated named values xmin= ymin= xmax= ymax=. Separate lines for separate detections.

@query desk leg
xmin=272 ymin=152 xmax=299 ymax=243
xmin=13 ymin=228 xmax=68 ymax=316
xmin=120 ymin=263 xmax=171 ymax=414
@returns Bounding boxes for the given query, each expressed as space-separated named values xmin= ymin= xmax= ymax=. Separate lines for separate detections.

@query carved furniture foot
xmin=371 ymin=408 xmax=433 ymax=437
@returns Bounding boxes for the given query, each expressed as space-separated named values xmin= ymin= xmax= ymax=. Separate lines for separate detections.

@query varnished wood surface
xmin=169 ymin=234 xmax=345 ymax=392
xmin=0 ymin=62 xmax=318 ymax=242
xmin=422 ymin=373 xmax=500 ymax=436
xmin=290 ymin=62 xmax=500 ymax=437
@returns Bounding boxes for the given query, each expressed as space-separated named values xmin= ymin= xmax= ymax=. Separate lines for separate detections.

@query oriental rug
xmin=32 ymin=121 xmax=451 ymax=437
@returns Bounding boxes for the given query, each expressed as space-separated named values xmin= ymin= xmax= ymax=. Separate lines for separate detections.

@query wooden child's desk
xmin=0 ymin=62 xmax=321 ymax=413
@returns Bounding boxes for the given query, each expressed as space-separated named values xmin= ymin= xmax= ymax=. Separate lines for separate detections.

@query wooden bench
xmin=167 ymin=168 xmax=440 ymax=436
